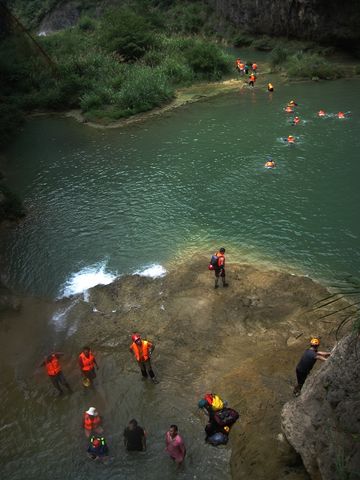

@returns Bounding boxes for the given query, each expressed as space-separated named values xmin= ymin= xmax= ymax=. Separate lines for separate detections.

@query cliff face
xmin=207 ymin=0 xmax=360 ymax=47
xmin=281 ymin=334 xmax=360 ymax=480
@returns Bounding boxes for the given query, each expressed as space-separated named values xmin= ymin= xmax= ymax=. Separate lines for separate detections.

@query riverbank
xmin=0 ymin=256 xmax=347 ymax=479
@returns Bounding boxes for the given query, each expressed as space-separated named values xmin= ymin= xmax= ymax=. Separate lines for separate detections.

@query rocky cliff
xmin=282 ymin=334 xmax=360 ymax=480
xmin=208 ymin=0 xmax=360 ymax=48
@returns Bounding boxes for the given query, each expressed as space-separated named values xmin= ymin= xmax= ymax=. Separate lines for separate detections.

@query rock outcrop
xmin=208 ymin=0 xmax=360 ymax=48
xmin=282 ymin=334 xmax=360 ymax=480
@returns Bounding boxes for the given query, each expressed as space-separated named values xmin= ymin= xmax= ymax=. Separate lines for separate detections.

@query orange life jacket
xmin=249 ymin=74 xmax=255 ymax=82
xmin=252 ymin=63 xmax=257 ymax=70
xmin=239 ymin=62 xmax=245 ymax=69
xmin=318 ymin=110 xmax=325 ymax=116
xmin=216 ymin=252 xmax=225 ymax=268
xmin=287 ymin=136 xmax=295 ymax=143
xmin=338 ymin=112 xmax=345 ymax=118
xmin=83 ymin=413 xmax=101 ymax=431
xmin=79 ymin=351 xmax=96 ymax=371
xmin=46 ymin=355 xmax=61 ymax=376
xmin=130 ymin=340 xmax=152 ymax=362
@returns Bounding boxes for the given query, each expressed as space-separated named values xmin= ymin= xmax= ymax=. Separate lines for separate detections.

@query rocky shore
xmin=0 ymin=257 xmax=356 ymax=479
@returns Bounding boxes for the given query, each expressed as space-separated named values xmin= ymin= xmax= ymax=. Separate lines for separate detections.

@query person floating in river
xmin=130 ymin=333 xmax=158 ymax=383
xmin=124 ymin=419 xmax=146 ymax=451
xmin=292 ymin=116 xmax=300 ymax=125
xmin=78 ymin=346 xmax=98 ymax=387
xmin=264 ymin=158 xmax=276 ymax=169
xmin=209 ymin=247 xmax=229 ymax=289
xmin=83 ymin=407 xmax=103 ymax=438
xmin=293 ymin=337 xmax=331 ymax=396
xmin=40 ymin=352 xmax=72 ymax=396
xmin=165 ymin=425 xmax=186 ymax=466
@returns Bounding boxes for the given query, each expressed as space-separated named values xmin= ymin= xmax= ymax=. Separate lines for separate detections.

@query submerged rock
xmin=281 ymin=334 xmax=360 ymax=480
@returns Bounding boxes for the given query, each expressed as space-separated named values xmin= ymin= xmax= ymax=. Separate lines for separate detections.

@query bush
xmin=114 ymin=66 xmax=174 ymax=115
xmin=270 ymin=46 xmax=290 ymax=68
xmin=251 ymin=35 xmax=277 ymax=51
xmin=184 ymin=41 xmax=232 ymax=80
xmin=77 ymin=16 xmax=97 ymax=32
xmin=286 ymin=52 xmax=340 ymax=79
xmin=99 ymin=8 xmax=156 ymax=61
xmin=233 ymin=32 xmax=254 ymax=47
xmin=159 ymin=57 xmax=194 ymax=85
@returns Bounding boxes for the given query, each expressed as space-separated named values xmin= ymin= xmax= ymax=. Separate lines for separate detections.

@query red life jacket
xmin=130 ymin=340 xmax=152 ymax=362
xmin=83 ymin=413 xmax=101 ymax=431
xmin=79 ymin=351 xmax=96 ymax=371
xmin=216 ymin=252 xmax=225 ymax=268
xmin=46 ymin=355 xmax=61 ymax=376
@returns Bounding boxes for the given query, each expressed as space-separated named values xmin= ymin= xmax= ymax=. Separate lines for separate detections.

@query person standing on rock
xmin=130 ymin=333 xmax=158 ymax=383
xmin=40 ymin=352 xmax=72 ymax=395
xmin=293 ymin=337 xmax=331 ymax=396
xmin=79 ymin=346 xmax=98 ymax=387
xmin=209 ymin=247 xmax=229 ymax=289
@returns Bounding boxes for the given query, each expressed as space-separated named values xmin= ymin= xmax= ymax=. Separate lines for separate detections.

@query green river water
xmin=1 ymin=79 xmax=359 ymax=297
xmin=0 ymin=77 xmax=359 ymax=480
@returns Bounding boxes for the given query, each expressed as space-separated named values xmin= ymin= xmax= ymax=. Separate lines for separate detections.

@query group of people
xmin=235 ymin=58 xmax=258 ymax=87
xmin=84 ymin=409 xmax=186 ymax=466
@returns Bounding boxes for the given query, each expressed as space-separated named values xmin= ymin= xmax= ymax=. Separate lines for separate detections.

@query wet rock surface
xmin=0 ymin=258 xmax=350 ymax=479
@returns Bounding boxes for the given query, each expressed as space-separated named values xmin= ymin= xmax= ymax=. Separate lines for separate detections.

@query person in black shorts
xmin=293 ymin=337 xmax=331 ymax=396
xmin=123 ymin=419 xmax=146 ymax=451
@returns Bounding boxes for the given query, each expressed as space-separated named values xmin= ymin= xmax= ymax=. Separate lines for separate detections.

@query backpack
xmin=206 ymin=432 xmax=229 ymax=446
xmin=204 ymin=393 xmax=224 ymax=411
xmin=208 ymin=254 xmax=219 ymax=271
xmin=214 ymin=408 xmax=239 ymax=427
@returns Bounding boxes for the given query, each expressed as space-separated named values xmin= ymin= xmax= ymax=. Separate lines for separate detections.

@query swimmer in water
xmin=264 ymin=159 xmax=276 ymax=169
xmin=337 ymin=111 xmax=345 ymax=119
xmin=292 ymin=116 xmax=300 ymax=125
xmin=285 ymin=135 xmax=295 ymax=144
xmin=318 ymin=110 xmax=325 ymax=117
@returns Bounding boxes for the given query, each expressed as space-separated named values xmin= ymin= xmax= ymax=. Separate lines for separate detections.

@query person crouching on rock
xmin=293 ymin=337 xmax=331 ymax=396
xmin=130 ymin=333 xmax=158 ymax=383
xmin=87 ymin=435 xmax=109 ymax=462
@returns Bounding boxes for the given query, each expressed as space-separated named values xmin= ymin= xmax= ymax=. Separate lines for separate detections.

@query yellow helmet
xmin=82 ymin=377 xmax=91 ymax=387
xmin=310 ymin=337 xmax=320 ymax=346
xmin=224 ymin=426 xmax=230 ymax=432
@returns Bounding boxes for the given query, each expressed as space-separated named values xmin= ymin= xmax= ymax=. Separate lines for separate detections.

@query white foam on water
xmin=58 ymin=261 xmax=117 ymax=299
xmin=51 ymin=299 xmax=79 ymax=332
xmin=134 ymin=264 xmax=167 ymax=278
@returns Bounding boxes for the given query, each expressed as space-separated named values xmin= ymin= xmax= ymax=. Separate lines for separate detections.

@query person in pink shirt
xmin=165 ymin=424 xmax=186 ymax=465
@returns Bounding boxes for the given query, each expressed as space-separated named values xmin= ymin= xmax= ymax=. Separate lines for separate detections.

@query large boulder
xmin=281 ymin=334 xmax=360 ymax=480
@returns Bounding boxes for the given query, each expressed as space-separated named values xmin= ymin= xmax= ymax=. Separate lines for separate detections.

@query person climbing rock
xmin=210 ymin=248 xmax=228 ymax=289
xmin=129 ymin=333 xmax=158 ymax=383
xmin=123 ymin=419 xmax=146 ymax=451
xmin=293 ymin=337 xmax=331 ymax=396
xmin=78 ymin=346 xmax=98 ymax=386
xmin=87 ymin=435 xmax=109 ymax=462
xmin=83 ymin=407 xmax=103 ymax=438
xmin=165 ymin=425 xmax=186 ymax=465
xmin=40 ymin=352 xmax=72 ymax=395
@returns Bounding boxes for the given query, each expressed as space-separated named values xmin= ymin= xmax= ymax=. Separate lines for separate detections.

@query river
xmin=0 ymin=77 xmax=359 ymax=480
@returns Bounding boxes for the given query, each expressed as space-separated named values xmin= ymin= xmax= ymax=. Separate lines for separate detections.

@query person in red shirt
xmin=78 ymin=346 xmax=98 ymax=385
xmin=40 ymin=352 xmax=72 ymax=395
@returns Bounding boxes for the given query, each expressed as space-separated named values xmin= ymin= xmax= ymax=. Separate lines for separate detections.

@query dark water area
xmin=1 ymin=79 xmax=359 ymax=298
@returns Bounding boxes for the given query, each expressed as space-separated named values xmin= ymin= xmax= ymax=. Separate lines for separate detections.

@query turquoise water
xmin=1 ymin=79 xmax=359 ymax=297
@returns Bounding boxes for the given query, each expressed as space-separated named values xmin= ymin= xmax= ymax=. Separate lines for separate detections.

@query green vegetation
xmin=1 ymin=2 xmax=232 ymax=143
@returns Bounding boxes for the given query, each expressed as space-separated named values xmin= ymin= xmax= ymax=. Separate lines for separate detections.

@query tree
xmin=99 ymin=8 xmax=155 ymax=62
